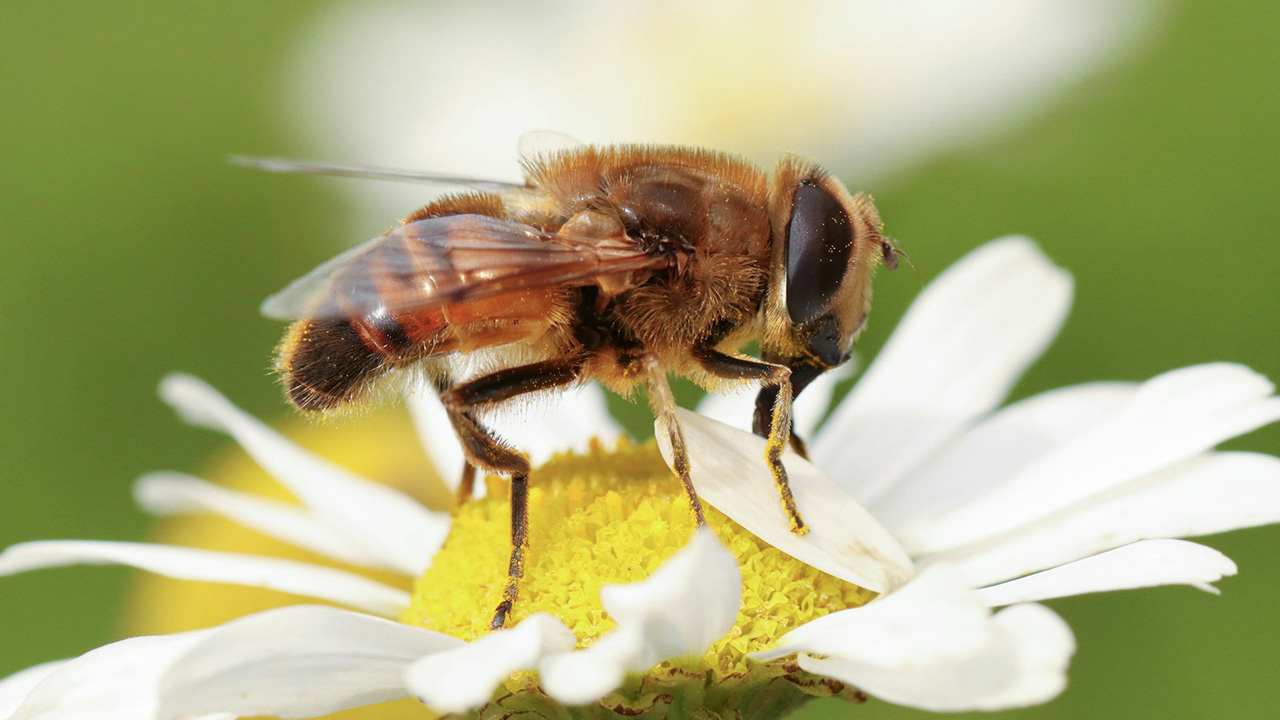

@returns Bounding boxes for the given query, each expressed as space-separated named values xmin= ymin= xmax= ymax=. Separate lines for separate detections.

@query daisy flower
xmin=1 ymin=238 xmax=1277 ymax=719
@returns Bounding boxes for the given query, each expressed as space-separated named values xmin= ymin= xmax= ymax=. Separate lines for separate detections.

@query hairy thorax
xmin=530 ymin=147 xmax=774 ymax=393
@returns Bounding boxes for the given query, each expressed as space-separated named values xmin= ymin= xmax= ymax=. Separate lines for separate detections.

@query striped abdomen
xmin=277 ymin=288 xmax=565 ymax=412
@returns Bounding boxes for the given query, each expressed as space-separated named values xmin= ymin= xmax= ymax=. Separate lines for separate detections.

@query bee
xmin=243 ymin=134 xmax=897 ymax=628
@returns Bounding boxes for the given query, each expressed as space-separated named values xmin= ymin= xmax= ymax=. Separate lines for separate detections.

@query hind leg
xmin=426 ymin=373 xmax=483 ymax=507
xmin=439 ymin=356 xmax=586 ymax=629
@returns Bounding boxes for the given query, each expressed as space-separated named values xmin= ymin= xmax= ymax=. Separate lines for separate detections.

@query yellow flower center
xmin=126 ymin=412 xmax=875 ymax=719
xmin=402 ymin=438 xmax=875 ymax=682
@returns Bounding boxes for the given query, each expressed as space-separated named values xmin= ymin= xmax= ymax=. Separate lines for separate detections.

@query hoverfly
xmin=242 ymin=133 xmax=898 ymax=628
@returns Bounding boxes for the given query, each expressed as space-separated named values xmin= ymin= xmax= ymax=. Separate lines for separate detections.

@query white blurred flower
xmin=278 ymin=0 xmax=1160 ymax=232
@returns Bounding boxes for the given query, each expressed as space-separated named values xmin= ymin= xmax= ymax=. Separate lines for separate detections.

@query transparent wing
xmin=261 ymin=214 xmax=665 ymax=321
xmin=517 ymin=131 xmax=585 ymax=164
xmin=228 ymin=155 xmax=524 ymax=192
xmin=233 ymin=132 xmax=584 ymax=191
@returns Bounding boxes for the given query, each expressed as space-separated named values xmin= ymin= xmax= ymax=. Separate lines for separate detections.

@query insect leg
xmin=692 ymin=348 xmax=808 ymax=535
xmin=644 ymin=356 xmax=708 ymax=528
xmin=439 ymin=355 xmax=586 ymax=629
xmin=430 ymin=375 xmax=482 ymax=507
xmin=753 ymin=385 xmax=809 ymax=458
xmin=788 ymin=430 xmax=809 ymax=458
xmin=455 ymin=461 xmax=477 ymax=507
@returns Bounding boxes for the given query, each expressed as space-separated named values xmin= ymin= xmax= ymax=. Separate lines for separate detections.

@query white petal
xmin=406 ymin=613 xmax=575 ymax=713
xmin=977 ymin=539 xmax=1237 ymax=606
xmin=155 ymin=605 xmax=463 ymax=720
xmin=799 ymin=603 xmax=1074 ymax=712
xmin=751 ymin=565 xmax=990 ymax=666
xmin=0 ymin=662 xmax=64 ymax=718
xmin=598 ymin=529 xmax=740 ymax=651
xmin=695 ymin=360 xmax=857 ymax=439
xmin=813 ymin=237 xmax=1073 ymax=505
xmin=405 ymin=383 xmax=472 ymax=496
xmin=407 ymin=381 xmax=628 ymax=499
xmin=661 ymin=409 xmax=913 ymax=593
xmin=539 ymin=529 xmax=740 ymax=705
xmin=754 ymin=567 xmax=1074 ymax=711
xmin=0 ymin=540 xmax=410 ymax=617
xmin=160 ymin=374 xmax=449 ymax=575
xmin=8 ymin=632 xmax=209 ymax=720
xmin=872 ymin=382 xmax=1136 ymax=533
xmin=907 ymin=364 xmax=1280 ymax=554
xmin=693 ymin=388 xmax=754 ymax=433
xmin=928 ymin=452 xmax=1280 ymax=586
xmin=135 ymin=472 xmax=375 ymax=567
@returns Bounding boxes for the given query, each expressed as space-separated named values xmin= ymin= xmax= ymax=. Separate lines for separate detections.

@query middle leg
xmin=645 ymin=356 xmax=708 ymax=528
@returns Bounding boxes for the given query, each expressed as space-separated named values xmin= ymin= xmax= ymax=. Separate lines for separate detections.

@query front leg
xmin=692 ymin=347 xmax=807 ymax=535
xmin=753 ymin=385 xmax=809 ymax=458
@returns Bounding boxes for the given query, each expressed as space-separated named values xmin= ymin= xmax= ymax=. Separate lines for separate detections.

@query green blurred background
xmin=0 ymin=2 xmax=1276 ymax=719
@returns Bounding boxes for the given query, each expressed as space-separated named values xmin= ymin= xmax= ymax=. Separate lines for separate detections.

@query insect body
xmin=254 ymin=137 xmax=896 ymax=628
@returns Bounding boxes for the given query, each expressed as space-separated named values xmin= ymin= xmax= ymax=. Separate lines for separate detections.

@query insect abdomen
xmin=278 ymin=295 xmax=563 ymax=411
xmin=276 ymin=315 xmax=409 ymax=412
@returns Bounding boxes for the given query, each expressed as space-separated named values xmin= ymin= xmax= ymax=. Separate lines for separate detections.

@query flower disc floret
xmin=403 ymin=438 xmax=875 ymax=683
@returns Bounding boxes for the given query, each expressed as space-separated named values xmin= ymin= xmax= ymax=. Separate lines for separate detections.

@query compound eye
xmin=786 ymin=183 xmax=854 ymax=324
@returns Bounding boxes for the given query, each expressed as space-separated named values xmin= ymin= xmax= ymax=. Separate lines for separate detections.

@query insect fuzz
xmin=262 ymin=140 xmax=894 ymax=628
